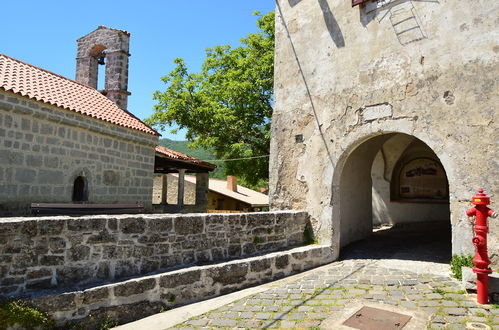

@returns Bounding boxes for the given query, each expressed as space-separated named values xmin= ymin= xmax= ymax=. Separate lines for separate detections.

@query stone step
xmin=28 ymin=245 xmax=334 ymax=329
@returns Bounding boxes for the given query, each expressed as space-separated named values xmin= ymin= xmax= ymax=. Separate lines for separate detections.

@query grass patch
xmin=0 ymin=300 xmax=55 ymax=330
xmin=432 ymin=288 xmax=466 ymax=295
xmin=450 ymin=255 xmax=474 ymax=280
xmin=99 ymin=315 xmax=119 ymax=330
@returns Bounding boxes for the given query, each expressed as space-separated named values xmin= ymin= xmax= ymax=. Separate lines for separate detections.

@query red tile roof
xmin=155 ymin=145 xmax=217 ymax=169
xmin=0 ymin=53 xmax=159 ymax=136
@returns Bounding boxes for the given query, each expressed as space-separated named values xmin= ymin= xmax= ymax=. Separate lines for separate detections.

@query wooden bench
xmin=31 ymin=203 xmax=144 ymax=216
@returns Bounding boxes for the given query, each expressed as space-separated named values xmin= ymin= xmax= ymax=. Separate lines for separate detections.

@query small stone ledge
xmin=29 ymin=245 xmax=334 ymax=328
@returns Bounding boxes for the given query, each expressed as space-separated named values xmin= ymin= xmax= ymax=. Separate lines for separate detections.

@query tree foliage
xmin=147 ymin=11 xmax=274 ymax=187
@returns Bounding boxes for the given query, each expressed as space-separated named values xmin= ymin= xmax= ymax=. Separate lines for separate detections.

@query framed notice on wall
xmin=399 ymin=158 xmax=448 ymax=200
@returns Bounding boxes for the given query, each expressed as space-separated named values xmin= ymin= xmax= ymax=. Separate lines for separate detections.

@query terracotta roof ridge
xmin=0 ymin=53 xmax=98 ymax=93
xmin=156 ymin=145 xmax=193 ymax=159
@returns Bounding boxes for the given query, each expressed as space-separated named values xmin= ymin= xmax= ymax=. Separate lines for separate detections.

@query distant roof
xmin=155 ymin=145 xmax=217 ymax=171
xmin=182 ymin=175 xmax=269 ymax=207
xmin=0 ymin=53 xmax=159 ymax=136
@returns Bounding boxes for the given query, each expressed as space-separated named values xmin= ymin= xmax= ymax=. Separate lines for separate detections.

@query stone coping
xmin=0 ymin=210 xmax=305 ymax=222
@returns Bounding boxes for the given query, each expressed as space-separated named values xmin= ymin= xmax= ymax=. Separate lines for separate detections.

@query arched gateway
xmin=332 ymin=132 xmax=450 ymax=254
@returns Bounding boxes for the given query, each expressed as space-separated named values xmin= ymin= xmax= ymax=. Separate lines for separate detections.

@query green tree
xmin=147 ymin=11 xmax=274 ymax=187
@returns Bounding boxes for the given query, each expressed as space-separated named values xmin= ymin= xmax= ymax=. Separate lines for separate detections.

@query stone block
xmin=250 ymin=258 xmax=272 ymax=273
xmin=113 ymin=278 xmax=156 ymax=297
xmin=39 ymin=255 xmax=64 ymax=266
xmin=68 ymin=245 xmax=91 ymax=262
xmin=26 ymin=154 xmax=43 ymax=167
xmin=38 ymin=169 xmax=63 ymax=184
xmin=14 ymin=168 xmax=36 ymax=183
xmin=228 ymin=245 xmax=242 ymax=257
xmin=174 ymin=215 xmax=204 ymax=235
xmin=68 ymin=218 xmax=105 ymax=232
xmin=133 ymin=246 xmax=154 ymax=258
xmin=26 ymin=268 xmax=52 ymax=280
xmin=82 ymin=287 xmax=110 ymax=304
xmin=30 ymin=292 xmax=77 ymax=312
xmin=275 ymin=255 xmax=290 ymax=269
xmin=147 ymin=218 xmax=173 ymax=233
xmin=13 ymin=254 xmax=38 ymax=268
xmin=56 ymin=266 xmax=92 ymax=287
xmin=87 ymin=230 xmax=116 ymax=244
xmin=115 ymin=260 xmax=139 ymax=279
xmin=208 ymin=263 xmax=249 ymax=285
xmin=160 ymin=270 xmax=201 ymax=289
xmin=39 ymin=220 xmax=65 ymax=235
xmin=120 ymin=218 xmax=146 ymax=234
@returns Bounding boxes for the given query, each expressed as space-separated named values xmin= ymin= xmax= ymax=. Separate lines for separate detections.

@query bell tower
xmin=75 ymin=26 xmax=131 ymax=110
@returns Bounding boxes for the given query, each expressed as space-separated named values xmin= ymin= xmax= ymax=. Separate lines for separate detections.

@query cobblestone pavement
xmin=169 ymin=225 xmax=498 ymax=329
xmin=170 ymin=259 xmax=498 ymax=329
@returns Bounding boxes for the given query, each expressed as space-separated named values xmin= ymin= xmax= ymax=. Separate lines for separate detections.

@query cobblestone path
xmin=169 ymin=225 xmax=498 ymax=329
xmin=171 ymin=259 xmax=498 ymax=329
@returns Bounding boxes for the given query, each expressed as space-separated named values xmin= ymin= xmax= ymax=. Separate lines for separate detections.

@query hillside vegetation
xmin=158 ymin=138 xmax=226 ymax=179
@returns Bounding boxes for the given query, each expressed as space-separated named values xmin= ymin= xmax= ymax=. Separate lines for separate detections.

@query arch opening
xmin=89 ymin=44 xmax=107 ymax=90
xmin=72 ymin=176 xmax=89 ymax=202
xmin=335 ymin=133 xmax=451 ymax=263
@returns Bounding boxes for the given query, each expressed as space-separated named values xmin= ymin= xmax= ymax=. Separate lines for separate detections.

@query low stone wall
xmin=29 ymin=245 xmax=333 ymax=328
xmin=0 ymin=211 xmax=309 ymax=298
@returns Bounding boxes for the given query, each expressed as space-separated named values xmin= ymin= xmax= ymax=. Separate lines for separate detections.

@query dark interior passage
xmin=340 ymin=221 xmax=451 ymax=264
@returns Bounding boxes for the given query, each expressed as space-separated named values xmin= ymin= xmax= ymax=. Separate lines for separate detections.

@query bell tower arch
xmin=75 ymin=26 xmax=131 ymax=110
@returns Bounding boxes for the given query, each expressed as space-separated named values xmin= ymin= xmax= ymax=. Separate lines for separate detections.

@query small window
xmin=72 ymin=176 xmax=88 ymax=202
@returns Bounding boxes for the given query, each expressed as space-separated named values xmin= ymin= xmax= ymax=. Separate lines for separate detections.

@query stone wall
xmin=270 ymin=0 xmax=498 ymax=264
xmin=0 ymin=90 xmax=157 ymax=216
xmin=28 ymin=245 xmax=332 ymax=328
xmin=0 ymin=211 xmax=309 ymax=298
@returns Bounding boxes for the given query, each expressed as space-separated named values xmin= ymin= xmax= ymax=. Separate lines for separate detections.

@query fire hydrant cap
xmin=471 ymin=188 xmax=490 ymax=205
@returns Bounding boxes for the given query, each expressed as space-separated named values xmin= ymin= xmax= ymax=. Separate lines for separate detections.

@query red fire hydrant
xmin=466 ymin=188 xmax=497 ymax=304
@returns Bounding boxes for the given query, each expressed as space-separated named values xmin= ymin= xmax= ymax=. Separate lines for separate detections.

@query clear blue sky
xmin=0 ymin=1 xmax=274 ymax=140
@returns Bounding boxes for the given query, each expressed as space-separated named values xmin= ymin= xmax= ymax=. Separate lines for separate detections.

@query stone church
xmin=0 ymin=26 xmax=160 ymax=215
xmin=270 ymin=0 xmax=498 ymax=264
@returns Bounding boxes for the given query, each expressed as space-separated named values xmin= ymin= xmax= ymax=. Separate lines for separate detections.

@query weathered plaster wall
xmin=0 ymin=90 xmax=157 ymax=215
xmin=0 ymin=211 xmax=309 ymax=298
xmin=270 ymin=0 xmax=498 ymax=264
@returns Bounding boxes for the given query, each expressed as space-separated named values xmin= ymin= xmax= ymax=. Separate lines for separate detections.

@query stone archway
xmin=332 ymin=132 xmax=451 ymax=260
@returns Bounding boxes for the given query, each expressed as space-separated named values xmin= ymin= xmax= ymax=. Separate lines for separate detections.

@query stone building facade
xmin=270 ymin=0 xmax=498 ymax=264
xmin=0 ymin=27 xmax=159 ymax=216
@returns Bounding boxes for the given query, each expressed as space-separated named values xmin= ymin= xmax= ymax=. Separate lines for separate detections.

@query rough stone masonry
xmin=0 ymin=211 xmax=309 ymax=298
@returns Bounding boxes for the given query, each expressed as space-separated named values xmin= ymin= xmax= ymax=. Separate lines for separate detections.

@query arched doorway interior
xmin=337 ymin=133 xmax=451 ymax=261
xmin=72 ymin=176 xmax=89 ymax=202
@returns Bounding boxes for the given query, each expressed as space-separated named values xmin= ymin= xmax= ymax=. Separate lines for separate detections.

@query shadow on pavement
xmin=340 ymin=221 xmax=452 ymax=264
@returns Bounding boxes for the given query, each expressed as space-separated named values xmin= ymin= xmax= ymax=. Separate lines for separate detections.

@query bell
xmin=97 ymin=53 xmax=106 ymax=65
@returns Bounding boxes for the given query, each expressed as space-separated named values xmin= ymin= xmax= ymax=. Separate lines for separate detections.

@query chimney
xmin=227 ymin=176 xmax=237 ymax=192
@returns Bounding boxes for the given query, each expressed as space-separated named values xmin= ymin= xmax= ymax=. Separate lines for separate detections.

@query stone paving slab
xmin=166 ymin=259 xmax=499 ymax=329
